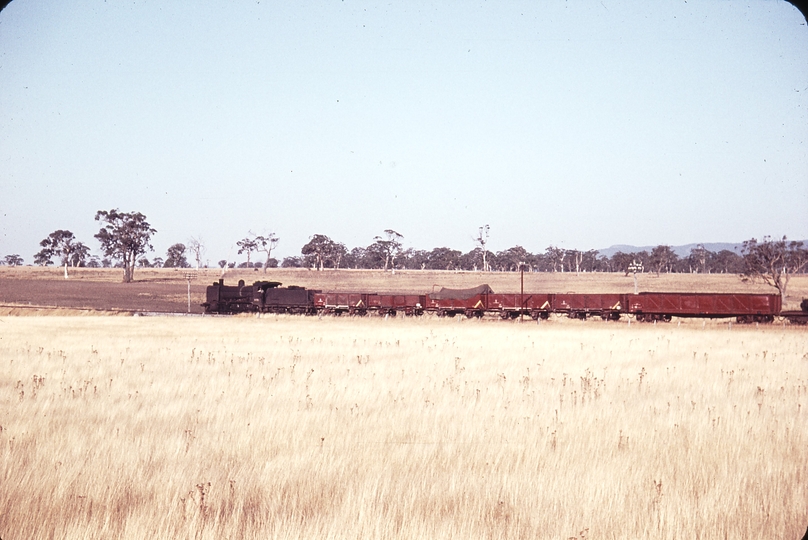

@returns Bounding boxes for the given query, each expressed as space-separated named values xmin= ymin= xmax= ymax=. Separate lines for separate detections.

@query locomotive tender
xmin=202 ymin=279 xmax=808 ymax=324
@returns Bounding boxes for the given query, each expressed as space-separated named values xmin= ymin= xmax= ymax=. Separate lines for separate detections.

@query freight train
xmin=202 ymin=279 xmax=808 ymax=324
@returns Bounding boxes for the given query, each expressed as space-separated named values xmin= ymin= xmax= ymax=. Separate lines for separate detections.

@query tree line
xmin=1 ymin=209 xmax=806 ymax=298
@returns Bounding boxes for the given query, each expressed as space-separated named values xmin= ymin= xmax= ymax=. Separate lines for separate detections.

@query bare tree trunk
xmin=123 ymin=252 xmax=134 ymax=283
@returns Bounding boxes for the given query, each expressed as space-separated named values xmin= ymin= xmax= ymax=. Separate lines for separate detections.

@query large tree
xmin=425 ymin=247 xmax=462 ymax=270
xmin=650 ymin=245 xmax=678 ymax=276
xmin=343 ymin=247 xmax=367 ymax=269
xmin=687 ymin=244 xmax=712 ymax=274
xmin=3 ymin=254 xmax=24 ymax=266
xmin=741 ymin=236 xmax=808 ymax=301
xmin=187 ymin=237 xmax=205 ymax=269
xmin=713 ymin=250 xmax=744 ymax=274
xmin=545 ymin=246 xmax=566 ymax=273
xmin=236 ymin=237 xmax=258 ymax=266
xmin=94 ymin=209 xmax=156 ymax=283
xmin=370 ymin=229 xmax=403 ymax=271
xmin=69 ymin=242 xmax=91 ymax=268
xmin=496 ymin=246 xmax=532 ymax=272
xmin=253 ymin=233 xmax=280 ymax=273
xmin=301 ymin=234 xmax=339 ymax=271
xmin=164 ymin=243 xmax=190 ymax=268
xmin=459 ymin=247 xmax=484 ymax=271
xmin=475 ymin=225 xmax=490 ymax=271
xmin=35 ymin=230 xmax=82 ymax=279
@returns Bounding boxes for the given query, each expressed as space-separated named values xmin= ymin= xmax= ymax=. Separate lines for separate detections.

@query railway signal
xmin=628 ymin=261 xmax=643 ymax=294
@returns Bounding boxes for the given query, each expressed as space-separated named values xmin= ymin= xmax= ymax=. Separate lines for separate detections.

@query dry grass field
xmin=1 ymin=313 xmax=806 ymax=539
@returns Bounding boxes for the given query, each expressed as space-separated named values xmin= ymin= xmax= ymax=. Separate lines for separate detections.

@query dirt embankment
xmin=0 ymin=271 xmax=206 ymax=315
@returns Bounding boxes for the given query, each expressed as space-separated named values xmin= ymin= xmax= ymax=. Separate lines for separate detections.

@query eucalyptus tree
xmin=370 ymin=229 xmax=404 ymax=271
xmin=236 ymin=237 xmax=258 ymax=267
xmin=741 ymin=236 xmax=808 ymax=301
xmin=253 ymin=233 xmax=279 ymax=273
xmin=3 ymin=254 xmax=23 ymax=266
xmin=94 ymin=209 xmax=156 ymax=283
xmin=35 ymin=229 xmax=86 ymax=278
xmin=475 ymin=225 xmax=490 ymax=271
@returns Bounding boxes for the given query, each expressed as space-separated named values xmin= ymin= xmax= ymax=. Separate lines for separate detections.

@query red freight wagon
xmin=488 ymin=293 xmax=553 ymax=319
xmin=552 ymin=293 xmax=624 ymax=320
xmin=625 ymin=293 xmax=781 ymax=322
xmin=366 ymin=294 xmax=426 ymax=316
xmin=312 ymin=292 xmax=369 ymax=315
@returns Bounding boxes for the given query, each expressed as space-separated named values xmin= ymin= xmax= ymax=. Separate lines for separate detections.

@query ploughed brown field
xmin=1 ymin=266 xmax=807 ymax=314
xmin=1 ymin=267 xmax=807 ymax=539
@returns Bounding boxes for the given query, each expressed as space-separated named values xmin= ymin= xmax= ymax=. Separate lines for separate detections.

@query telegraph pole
xmin=520 ymin=262 xmax=525 ymax=322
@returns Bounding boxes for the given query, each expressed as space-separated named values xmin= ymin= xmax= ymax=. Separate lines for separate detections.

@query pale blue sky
xmin=1 ymin=0 xmax=806 ymax=264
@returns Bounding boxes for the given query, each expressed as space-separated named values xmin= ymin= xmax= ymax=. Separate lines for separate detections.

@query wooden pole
xmin=185 ymin=272 xmax=198 ymax=313
xmin=520 ymin=263 xmax=525 ymax=322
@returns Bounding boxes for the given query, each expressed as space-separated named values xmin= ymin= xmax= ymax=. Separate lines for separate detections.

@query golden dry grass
xmin=1 ymin=314 xmax=806 ymax=539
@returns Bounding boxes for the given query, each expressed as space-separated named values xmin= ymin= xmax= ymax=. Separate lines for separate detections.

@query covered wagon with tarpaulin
xmin=425 ymin=284 xmax=494 ymax=318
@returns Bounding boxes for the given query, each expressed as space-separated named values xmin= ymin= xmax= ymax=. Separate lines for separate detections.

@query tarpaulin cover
xmin=429 ymin=284 xmax=494 ymax=300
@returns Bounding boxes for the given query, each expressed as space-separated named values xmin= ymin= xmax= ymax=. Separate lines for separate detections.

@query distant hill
xmin=597 ymin=242 xmax=744 ymax=258
xmin=597 ymin=240 xmax=807 ymax=258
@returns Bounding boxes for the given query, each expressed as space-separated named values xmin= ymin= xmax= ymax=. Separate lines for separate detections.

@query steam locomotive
xmin=202 ymin=279 xmax=808 ymax=324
